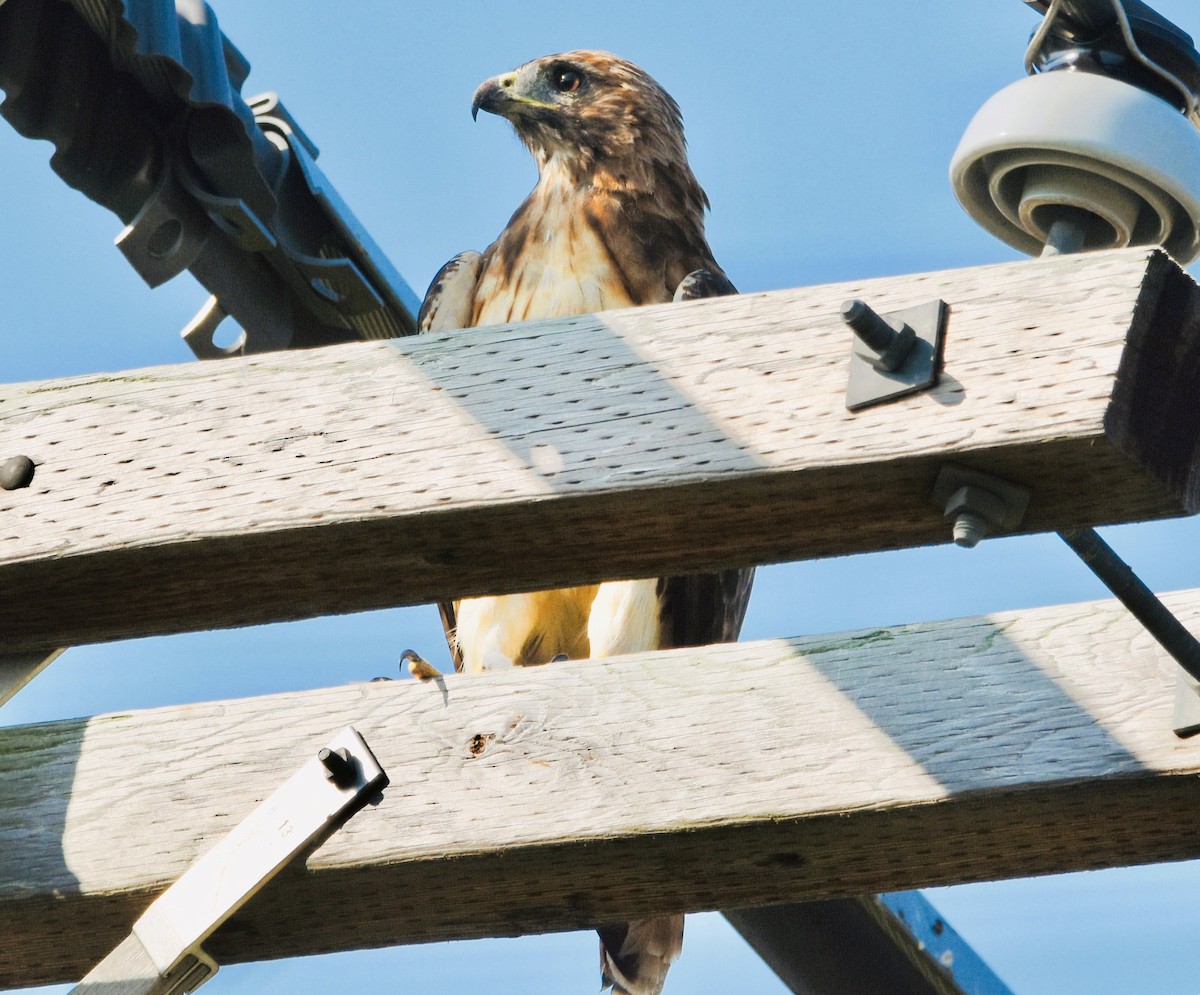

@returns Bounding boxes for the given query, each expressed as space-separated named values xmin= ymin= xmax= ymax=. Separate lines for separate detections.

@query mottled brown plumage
xmin=419 ymin=50 xmax=753 ymax=995
xmin=419 ymin=50 xmax=730 ymax=333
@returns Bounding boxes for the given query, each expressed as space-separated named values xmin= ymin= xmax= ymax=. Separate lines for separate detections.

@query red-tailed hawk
xmin=418 ymin=50 xmax=754 ymax=995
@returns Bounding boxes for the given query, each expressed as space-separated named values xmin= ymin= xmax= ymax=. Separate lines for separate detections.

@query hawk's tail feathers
xmin=598 ymin=915 xmax=684 ymax=995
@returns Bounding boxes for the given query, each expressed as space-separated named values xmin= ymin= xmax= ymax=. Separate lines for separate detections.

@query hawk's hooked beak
xmin=471 ymin=70 xmax=554 ymax=121
xmin=471 ymin=73 xmax=515 ymax=121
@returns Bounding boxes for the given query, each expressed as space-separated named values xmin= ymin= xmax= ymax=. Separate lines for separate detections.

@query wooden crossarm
xmin=1 ymin=247 xmax=1198 ymax=652
xmin=2 ymin=587 xmax=1200 ymax=986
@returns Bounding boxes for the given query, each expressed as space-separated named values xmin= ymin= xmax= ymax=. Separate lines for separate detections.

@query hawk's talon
xmin=400 ymin=648 xmax=441 ymax=680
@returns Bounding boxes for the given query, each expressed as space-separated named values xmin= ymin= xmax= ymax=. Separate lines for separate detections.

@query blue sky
xmin=4 ymin=1 xmax=1200 ymax=992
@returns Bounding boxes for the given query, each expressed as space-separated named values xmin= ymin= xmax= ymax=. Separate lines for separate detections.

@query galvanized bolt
xmin=0 ymin=455 xmax=35 ymax=491
xmin=943 ymin=485 xmax=1010 ymax=549
xmin=318 ymin=746 xmax=357 ymax=788
xmin=951 ymin=510 xmax=990 ymax=548
xmin=841 ymin=299 xmax=916 ymax=371
xmin=931 ymin=464 xmax=1031 ymax=550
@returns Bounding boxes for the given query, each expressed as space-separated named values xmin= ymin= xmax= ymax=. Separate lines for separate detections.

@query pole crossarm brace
xmin=727 ymin=891 xmax=1013 ymax=995
xmin=2 ymin=588 xmax=1200 ymax=987
xmin=0 ymin=647 xmax=64 ymax=707
xmin=71 ymin=727 xmax=387 ymax=995
xmin=1 ymin=247 xmax=1198 ymax=654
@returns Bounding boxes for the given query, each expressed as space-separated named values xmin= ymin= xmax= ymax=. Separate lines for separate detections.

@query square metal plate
xmin=845 ymin=299 xmax=947 ymax=411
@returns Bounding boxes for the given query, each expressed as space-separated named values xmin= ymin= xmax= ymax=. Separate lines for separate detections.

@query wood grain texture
xmin=3 ymin=588 xmax=1200 ymax=985
xmin=2 ymin=248 xmax=1198 ymax=653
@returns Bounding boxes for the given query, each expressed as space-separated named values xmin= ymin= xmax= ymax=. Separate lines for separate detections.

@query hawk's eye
xmin=552 ymin=67 xmax=583 ymax=93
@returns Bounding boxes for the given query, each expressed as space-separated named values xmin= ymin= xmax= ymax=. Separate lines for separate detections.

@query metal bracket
xmin=115 ymin=161 xmax=211 ymax=290
xmin=844 ymin=298 xmax=947 ymax=411
xmin=930 ymin=464 xmax=1031 ymax=548
xmin=0 ymin=647 xmax=65 ymax=709
xmin=877 ymin=891 xmax=1016 ymax=994
xmin=181 ymin=296 xmax=246 ymax=360
xmin=727 ymin=891 xmax=1014 ymax=994
xmin=72 ymin=727 xmax=388 ymax=994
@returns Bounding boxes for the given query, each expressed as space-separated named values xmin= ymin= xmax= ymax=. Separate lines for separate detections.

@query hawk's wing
xmin=419 ymin=250 xmax=484 ymax=672
xmin=658 ymin=268 xmax=754 ymax=650
xmin=418 ymin=249 xmax=483 ymax=333
xmin=656 ymin=568 xmax=754 ymax=647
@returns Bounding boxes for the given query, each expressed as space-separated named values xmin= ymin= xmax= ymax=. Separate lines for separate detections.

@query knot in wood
xmin=467 ymin=732 xmax=495 ymax=757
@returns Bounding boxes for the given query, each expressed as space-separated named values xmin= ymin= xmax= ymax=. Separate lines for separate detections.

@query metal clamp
xmin=115 ymin=160 xmax=211 ymax=290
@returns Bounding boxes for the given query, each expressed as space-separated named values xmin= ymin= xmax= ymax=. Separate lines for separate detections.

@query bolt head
xmin=0 ymin=455 xmax=35 ymax=490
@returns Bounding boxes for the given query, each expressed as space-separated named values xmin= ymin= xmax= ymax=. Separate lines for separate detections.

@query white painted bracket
xmin=71 ymin=726 xmax=388 ymax=995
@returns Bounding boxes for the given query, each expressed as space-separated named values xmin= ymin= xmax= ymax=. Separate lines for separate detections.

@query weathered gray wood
xmin=1 ymin=248 xmax=1197 ymax=653
xmin=65 ymin=727 xmax=383 ymax=994
xmin=3 ymin=588 xmax=1200 ymax=986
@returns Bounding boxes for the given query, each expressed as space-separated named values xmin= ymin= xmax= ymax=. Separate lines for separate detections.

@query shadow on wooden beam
xmin=2 ymin=588 xmax=1200 ymax=985
xmin=1 ymin=249 xmax=1198 ymax=652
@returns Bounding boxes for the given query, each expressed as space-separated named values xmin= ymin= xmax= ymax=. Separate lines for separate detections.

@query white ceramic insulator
xmin=950 ymin=71 xmax=1200 ymax=263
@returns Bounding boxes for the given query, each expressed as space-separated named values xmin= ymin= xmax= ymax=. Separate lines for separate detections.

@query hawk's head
xmin=471 ymin=51 xmax=688 ymax=176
